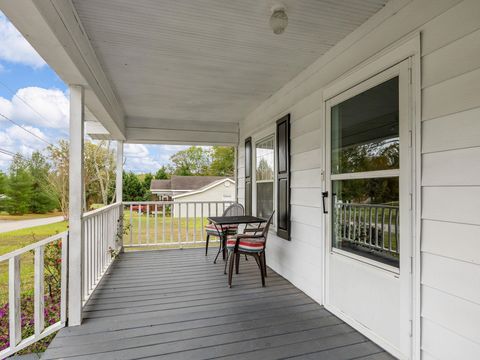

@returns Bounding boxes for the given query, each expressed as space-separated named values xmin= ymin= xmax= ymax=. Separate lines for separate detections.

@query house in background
xmin=150 ymin=176 xmax=234 ymax=202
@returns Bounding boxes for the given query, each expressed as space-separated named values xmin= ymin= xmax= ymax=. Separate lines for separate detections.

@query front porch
xmin=43 ymin=248 xmax=391 ymax=360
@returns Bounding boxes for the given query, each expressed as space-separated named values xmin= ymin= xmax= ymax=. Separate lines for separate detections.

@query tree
xmin=170 ymin=146 xmax=210 ymax=176
xmin=143 ymin=173 xmax=153 ymax=192
xmin=85 ymin=141 xmax=116 ymax=206
xmin=123 ymin=171 xmax=148 ymax=201
xmin=6 ymin=154 xmax=32 ymax=215
xmin=47 ymin=140 xmax=70 ymax=219
xmin=209 ymin=146 xmax=234 ymax=176
xmin=154 ymin=166 xmax=170 ymax=180
xmin=28 ymin=151 xmax=57 ymax=213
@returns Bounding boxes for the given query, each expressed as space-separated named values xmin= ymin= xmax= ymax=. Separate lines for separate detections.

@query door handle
xmin=322 ymin=191 xmax=328 ymax=214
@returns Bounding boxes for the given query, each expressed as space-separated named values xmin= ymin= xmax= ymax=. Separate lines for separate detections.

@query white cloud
xmin=0 ymin=87 xmax=69 ymax=129
xmin=0 ymin=12 xmax=46 ymax=68
xmin=0 ymin=125 xmax=49 ymax=170
xmin=124 ymin=144 xmax=162 ymax=173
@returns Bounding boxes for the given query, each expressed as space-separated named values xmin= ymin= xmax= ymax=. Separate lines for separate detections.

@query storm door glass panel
xmin=331 ymin=77 xmax=400 ymax=267
xmin=256 ymin=136 xmax=274 ymax=220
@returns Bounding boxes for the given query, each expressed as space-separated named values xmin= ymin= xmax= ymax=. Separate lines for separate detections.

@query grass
xmin=0 ymin=221 xmax=68 ymax=303
xmin=0 ymin=211 xmax=63 ymax=221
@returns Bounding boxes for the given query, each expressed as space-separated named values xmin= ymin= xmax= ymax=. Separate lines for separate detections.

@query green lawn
xmin=123 ymin=212 xmax=215 ymax=248
xmin=0 ymin=221 xmax=67 ymax=303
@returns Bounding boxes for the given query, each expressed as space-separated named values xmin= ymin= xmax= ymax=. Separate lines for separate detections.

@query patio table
xmin=207 ymin=215 xmax=267 ymax=263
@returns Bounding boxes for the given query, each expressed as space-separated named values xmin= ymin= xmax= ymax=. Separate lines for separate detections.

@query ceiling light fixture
xmin=269 ymin=4 xmax=288 ymax=35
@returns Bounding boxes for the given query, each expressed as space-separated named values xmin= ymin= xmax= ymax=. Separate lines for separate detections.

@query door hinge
xmin=409 ymin=319 xmax=413 ymax=337
xmin=408 ymin=67 xmax=413 ymax=85
xmin=408 ymin=130 xmax=413 ymax=148
xmin=410 ymin=256 xmax=414 ymax=274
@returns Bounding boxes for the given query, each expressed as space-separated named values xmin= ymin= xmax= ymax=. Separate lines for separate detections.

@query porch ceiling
xmin=1 ymin=0 xmax=389 ymax=144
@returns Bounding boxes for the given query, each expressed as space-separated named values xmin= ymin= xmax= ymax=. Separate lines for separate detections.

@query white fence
xmin=82 ymin=202 xmax=122 ymax=304
xmin=0 ymin=232 xmax=68 ymax=359
xmin=123 ymin=201 xmax=235 ymax=248
xmin=334 ymin=202 xmax=400 ymax=258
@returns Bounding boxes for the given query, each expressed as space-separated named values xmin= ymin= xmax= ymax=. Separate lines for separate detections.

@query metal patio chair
xmin=226 ymin=211 xmax=274 ymax=287
xmin=205 ymin=203 xmax=244 ymax=257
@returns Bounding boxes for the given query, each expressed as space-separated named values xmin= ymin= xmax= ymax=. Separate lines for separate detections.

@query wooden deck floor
xmin=43 ymin=248 xmax=395 ymax=359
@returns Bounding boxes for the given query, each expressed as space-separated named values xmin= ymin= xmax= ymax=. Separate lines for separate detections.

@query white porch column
xmin=68 ymin=85 xmax=84 ymax=326
xmin=116 ymin=141 xmax=124 ymax=250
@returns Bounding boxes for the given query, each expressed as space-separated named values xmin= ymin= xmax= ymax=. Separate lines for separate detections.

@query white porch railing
xmin=82 ymin=202 xmax=122 ymax=305
xmin=0 ymin=232 xmax=68 ymax=359
xmin=123 ymin=201 xmax=235 ymax=248
xmin=334 ymin=202 xmax=399 ymax=258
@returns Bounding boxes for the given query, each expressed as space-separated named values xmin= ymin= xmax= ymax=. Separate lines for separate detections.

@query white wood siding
xmin=236 ymin=0 xmax=480 ymax=358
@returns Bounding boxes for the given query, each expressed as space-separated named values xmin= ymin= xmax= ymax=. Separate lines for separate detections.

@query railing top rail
xmin=122 ymin=201 xmax=235 ymax=205
xmin=336 ymin=203 xmax=398 ymax=209
xmin=83 ymin=202 xmax=122 ymax=220
xmin=0 ymin=231 xmax=68 ymax=262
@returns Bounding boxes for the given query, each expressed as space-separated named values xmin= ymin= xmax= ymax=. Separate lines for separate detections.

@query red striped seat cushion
xmin=226 ymin=235 xmax=265 ymax=253
xmin=205 ymin=223 xmax=238 ymax=236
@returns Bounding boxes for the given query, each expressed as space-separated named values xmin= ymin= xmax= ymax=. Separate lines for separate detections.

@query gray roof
xmin=151 ymin=176 xmax=231 ymax=191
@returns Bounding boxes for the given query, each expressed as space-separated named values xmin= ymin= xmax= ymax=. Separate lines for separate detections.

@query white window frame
xmin=252 ymin=128 xmax=277 ymax=230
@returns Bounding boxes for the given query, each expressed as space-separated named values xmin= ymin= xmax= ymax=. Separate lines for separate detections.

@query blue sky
xmin=0 ymin=11 xmax=188 ymax=173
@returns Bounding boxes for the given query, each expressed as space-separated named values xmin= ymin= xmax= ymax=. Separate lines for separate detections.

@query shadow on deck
xmin=43 ymin=248 xmax=394 ymax=359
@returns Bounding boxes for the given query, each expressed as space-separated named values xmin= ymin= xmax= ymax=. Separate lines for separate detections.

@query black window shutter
xmin=244 ymin=137 xmax=252 ymax=216
xmin=276 ymin=114 xmax=290 ymax=240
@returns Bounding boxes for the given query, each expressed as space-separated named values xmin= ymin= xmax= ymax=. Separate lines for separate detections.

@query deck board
xmin=43 ymin=248 xmax=395 ymax=359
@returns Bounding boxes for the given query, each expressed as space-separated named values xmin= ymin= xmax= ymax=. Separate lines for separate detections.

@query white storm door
xmin=324 ymin=60 xmax=412 ymax=359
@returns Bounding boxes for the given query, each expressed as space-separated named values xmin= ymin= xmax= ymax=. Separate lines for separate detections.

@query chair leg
xmin=224 ymin=250 xmax=230 ymax=275
xmin=263 ymin=252 xmax=267 ymax=277
xmin=228 ymin=251 xmax=236 ymax=287
xmin=205 ymin=234 xmax=210 ymax=256
xmin=235 ymin=253 xmax=240 ymax=274
xmin=259 ymin=254 xmax=266 ymax=287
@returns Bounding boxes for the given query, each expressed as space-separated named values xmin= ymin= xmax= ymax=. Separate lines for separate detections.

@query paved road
xmin=0 ymin=216 xmax=65 ymax=234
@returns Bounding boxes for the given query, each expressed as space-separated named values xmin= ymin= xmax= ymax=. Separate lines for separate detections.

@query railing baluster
xmin=193 ymin=203 xmax=197 ymax=244
xmin=170 ymin=203 xmax=174 ymax=242
xmin=178 ymin=203 xmax=182 ymax=246
xmin=201 ymin=203 xmax=204 ymax=242
xmin=186 ymin=203 xmax=189 ymax=243
xmin=34 ymin=246 xmax=45 ymax=336
xmin=389 ymin=208 xmax=393 ymax=252
xmin=60 ymin=233 xmax=68 ymax=324
xmin=146 ymin=205 xmax=150 ymax=245
xmin=353 ymin=206 xmax=357 ymax=244
xmin=9 ymin=255 xmax=21 ymax=347
xmin=129 ymin=204 xmax=133 ymax=246
xmin=162 ymin=204 xmax=166 ymax=243
xmin=154 ymin=204 xmax=158 ymax=244
xmin=138 ymin=205 xmax=141 ymax=246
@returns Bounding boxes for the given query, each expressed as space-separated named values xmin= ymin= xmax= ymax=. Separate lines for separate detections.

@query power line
xmin=0 ymin=80 xmax=55 ymax=128
xmin=0 ymin=111 xmax=57 ymax=149
xmin=0 ymin=148 xmax=15 ymax=157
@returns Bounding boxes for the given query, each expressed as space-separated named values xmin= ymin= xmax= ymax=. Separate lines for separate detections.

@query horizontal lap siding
xmin=420 ymin=1 xmax=480 ymax=359
xmin=236 ymin=1 xmax=480 ymax=358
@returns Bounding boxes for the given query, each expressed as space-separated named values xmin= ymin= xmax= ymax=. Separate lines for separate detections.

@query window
xmin=331 ymin=77 xmax=400 ymax=267
xmin=255 ymin=136 xmax=274 ymax=220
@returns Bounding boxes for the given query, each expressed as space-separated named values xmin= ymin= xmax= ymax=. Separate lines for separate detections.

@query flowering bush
xmin=0 ymin=239 xmax=62 ymax=354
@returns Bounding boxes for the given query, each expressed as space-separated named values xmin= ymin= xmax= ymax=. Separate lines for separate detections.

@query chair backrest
xmin=261 ymin=211 xmax=275 ymax=246
xmin=222 ymin=203 xmax=244 ymax=217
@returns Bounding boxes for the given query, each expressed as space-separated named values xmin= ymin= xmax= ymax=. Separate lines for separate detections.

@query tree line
xmin=0 ymin=144 xmax=234 ymax=216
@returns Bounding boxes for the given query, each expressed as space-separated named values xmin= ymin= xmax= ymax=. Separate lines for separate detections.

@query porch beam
xmin=126 ymin=128 xmax=238 ymax=145
xmin=125 ymin=117 xmax=239 ymax=145
xmin=68 ymin=85 xmax=85 ymax=326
